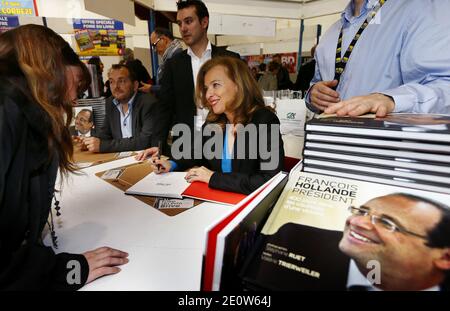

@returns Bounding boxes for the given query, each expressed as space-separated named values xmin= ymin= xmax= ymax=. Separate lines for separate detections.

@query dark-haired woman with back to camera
xmin=0 ymin=24 xmax=128 ymax=290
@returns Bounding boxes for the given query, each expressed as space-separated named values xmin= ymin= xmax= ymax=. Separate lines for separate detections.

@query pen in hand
xmin=156 ymin=141 xmax=162 ymax=172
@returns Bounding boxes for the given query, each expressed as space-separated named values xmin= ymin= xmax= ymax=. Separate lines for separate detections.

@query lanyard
xmin=334 ymin=0 xmax=387 ymax=85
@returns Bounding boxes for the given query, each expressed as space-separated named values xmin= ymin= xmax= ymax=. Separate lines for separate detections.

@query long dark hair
xmin=0 ymin=24 xmax=91 ymax=175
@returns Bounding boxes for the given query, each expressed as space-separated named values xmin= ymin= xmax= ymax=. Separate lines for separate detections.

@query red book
xmin=182 ymin=181 xmax=247 ymax=206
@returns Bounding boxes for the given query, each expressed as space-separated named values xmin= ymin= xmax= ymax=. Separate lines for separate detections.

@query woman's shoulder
xmin=251 ymin=107 xmax=280 ymax=124
xmin=0 ymin=77 xmax=28 ymax=106
xmin=0 ymin=87 xmax=26 ymax=139
xmin=0 ymin=79 xmax=24 ymax=116
xmin=0 ymin=78 xmax=44 ymax=133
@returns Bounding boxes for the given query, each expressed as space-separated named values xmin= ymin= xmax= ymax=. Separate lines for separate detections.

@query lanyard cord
xmin=333 ymin=0 xmax=387 ymax=86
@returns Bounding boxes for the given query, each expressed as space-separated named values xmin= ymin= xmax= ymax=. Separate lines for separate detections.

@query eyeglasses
xmin=347 ymin=206 xmax=428 ymax=240
xmin=152 ymin=37 xmax=162 ymax=48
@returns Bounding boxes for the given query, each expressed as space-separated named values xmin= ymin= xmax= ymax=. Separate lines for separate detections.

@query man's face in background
xmin=176 ymin=6 xmax=208 ymax=48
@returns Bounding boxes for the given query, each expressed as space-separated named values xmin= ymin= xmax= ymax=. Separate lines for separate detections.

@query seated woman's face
xmin=204 ymin=65 xmax=238 ymax=116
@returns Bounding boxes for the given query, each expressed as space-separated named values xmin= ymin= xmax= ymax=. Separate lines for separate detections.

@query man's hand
xmin=324 ymin=93 xmax=395 ymax=117
xmin=83 ymin=247 xmax=129 ymax=284
xmin=138 ymin=82 xmax=152 ymax=93
xmin=82 ymin=137 xmax=101 ymax=153
xmin=309 ymin=80 xmax=340 ymax=111
xmin=185 ymin=166 xmax=214 ymax=184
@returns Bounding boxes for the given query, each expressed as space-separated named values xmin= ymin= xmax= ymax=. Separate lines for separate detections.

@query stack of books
xmin=76 ymin=97 xmax=106 ymax=130
xmin=302 ymin=113 xmax=450 ymax=194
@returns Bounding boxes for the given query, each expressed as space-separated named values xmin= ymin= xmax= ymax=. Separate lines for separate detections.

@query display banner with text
xmin=0 ymin=0 xmax=38 ymax=16
xmin=73 ymin=18 xmax=126 ymax=56
xmin=244 ymin=53 xmax=298 ymax=74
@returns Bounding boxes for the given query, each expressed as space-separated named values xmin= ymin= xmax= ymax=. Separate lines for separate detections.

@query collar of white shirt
xmin=346 ymin=260 xmax=440 ymax=291
xmin=187 ymin=40 xmax=212 ymax=60
xmin=342 ymin=0 xmax=379 ymax=23
xmin=78 ymin=130 xmax=91 ymax=138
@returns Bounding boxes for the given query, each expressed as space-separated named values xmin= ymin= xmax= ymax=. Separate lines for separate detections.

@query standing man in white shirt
xmin=153 ymin=0 xmax=240 ymax=157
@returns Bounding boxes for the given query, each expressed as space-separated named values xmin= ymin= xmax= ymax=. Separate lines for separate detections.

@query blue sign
xmin=73 ymin=19 xmax=124 ymax=31
xmin=0 ymin=15 xmax=19 ymax=33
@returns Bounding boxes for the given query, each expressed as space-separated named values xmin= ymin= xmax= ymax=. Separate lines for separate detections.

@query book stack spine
xmin=302 ymin=115 xmax=450 ymax=194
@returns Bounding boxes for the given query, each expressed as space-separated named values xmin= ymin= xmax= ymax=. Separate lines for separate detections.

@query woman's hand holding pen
xmin=185 ymin=166 xmax=214 ymax=184
xmin=150 ymin=157 xmax=171 ymax=173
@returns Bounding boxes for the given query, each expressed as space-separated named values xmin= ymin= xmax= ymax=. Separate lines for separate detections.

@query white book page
xmin=125 ymin=172 xmax=190 ymax=199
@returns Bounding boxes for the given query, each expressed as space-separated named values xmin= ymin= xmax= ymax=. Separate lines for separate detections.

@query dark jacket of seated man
xmin=96 ymin=91 xmax=157 ymax=152
xmin=171 ymin=108 xmax=285 ymax=194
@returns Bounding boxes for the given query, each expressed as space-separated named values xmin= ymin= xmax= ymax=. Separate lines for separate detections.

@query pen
xmin=157 ymin=140 xmax=162 ymax=171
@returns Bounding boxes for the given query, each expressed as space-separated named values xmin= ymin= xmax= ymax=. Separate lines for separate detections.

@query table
xmin=48 ymin=156 xmax=236 ymax=290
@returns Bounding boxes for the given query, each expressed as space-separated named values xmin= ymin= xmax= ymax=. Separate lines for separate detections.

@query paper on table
xmin=125 ymin=172 xmax=190 ymax=199
xmin=101 ymin=168 xmax=124 ymax=180
xmin=117 ymin=151 xmax=134 ymax=158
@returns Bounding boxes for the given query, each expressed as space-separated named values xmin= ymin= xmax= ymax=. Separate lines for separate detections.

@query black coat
xmin=173 ymin=108 xmax=285 ymax=194
xmin=293 ymin=59 xmax=316 ymax=94
xmin=126 ymin=59 xmax=151 ymax=85
xmin=0 ymin=78 xmax=88 ymax=290
xmin=277 ymin=66 xmax=293 ymax=90
xmin=154 ymin=45 xmax=241 ymax=152
xmin=96 ymin=91 xmax=158 ymax=152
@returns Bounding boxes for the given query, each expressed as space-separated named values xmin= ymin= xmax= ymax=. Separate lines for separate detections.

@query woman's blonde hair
xmin=0 ymin=24 xmax=90 ymax=175
xmin=195 ymin=56 xmax=272 ymax=128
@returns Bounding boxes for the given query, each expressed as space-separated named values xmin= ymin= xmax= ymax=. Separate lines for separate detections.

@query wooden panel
xmin=84 ymin=0 xmax=135 ymax=25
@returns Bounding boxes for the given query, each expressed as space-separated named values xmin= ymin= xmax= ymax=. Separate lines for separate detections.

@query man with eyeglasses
xmin=139 ymin=28 xmax=183 ymax=96
xmin=339 ymin=193 xmax=450 ymax=291
xmin=151 ymin=0 xmax=240 ymax=157
xmin=70 ymin=108 xmax=95 ymax=137
xmin=82 ymin=64 xmax=158 ymax=153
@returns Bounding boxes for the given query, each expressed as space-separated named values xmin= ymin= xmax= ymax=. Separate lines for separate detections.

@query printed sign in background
xmin=243 ymin=53 xmax=298 ymax=74
xmin=73 ymin=18 xmax=126 ymax=56
xmin=0 ymin=15 xmax=19 ymax=34
xmin=0 ymin=0 xmax=38 ymax=16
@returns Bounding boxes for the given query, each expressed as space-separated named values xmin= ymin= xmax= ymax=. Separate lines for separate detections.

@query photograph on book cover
xmin=240 ymin=171 xmax=450 ymax=291
xmin=70 ymin=106 xmax=94 ymax=130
